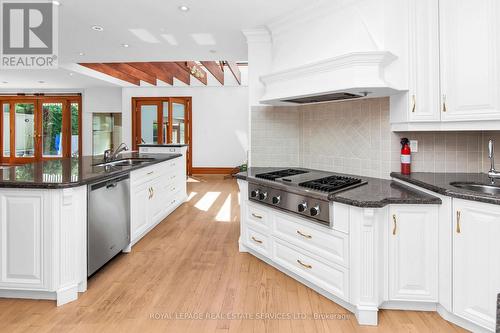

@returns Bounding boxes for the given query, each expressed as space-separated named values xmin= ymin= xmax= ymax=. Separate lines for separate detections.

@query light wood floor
xmin=0 ymin=176 xmax=468 ymax=333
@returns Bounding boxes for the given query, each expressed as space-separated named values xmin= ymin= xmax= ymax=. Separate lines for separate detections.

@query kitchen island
xmin=0 ymin=152 xmax=185 ymax=306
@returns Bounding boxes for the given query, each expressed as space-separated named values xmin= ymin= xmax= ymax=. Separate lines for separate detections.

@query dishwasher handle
xmin=90 ymin=174 xmax=129 ymax=191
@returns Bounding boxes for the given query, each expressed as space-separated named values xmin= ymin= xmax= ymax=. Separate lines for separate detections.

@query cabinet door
xmin=131 ymin=183 xmax=150 ymax=242
xmin=439 ymin=0 xmax=500 ymax=121
xmin=149 ymin=177 xmax=166 ymax=225
xmin=408 ymin=0 xmax=441 ymax=122
xmin=0 ymin=192 xmax=47 ymax=289
xmin=388 ymin=205 xmax=438 ymax=301
xmin=453 ymin=199 xmax=500 ymax=331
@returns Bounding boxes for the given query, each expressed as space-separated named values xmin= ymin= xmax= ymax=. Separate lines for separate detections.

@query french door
xmin=0 ymin=96 xmax=81 ymax=163
xmin=132 ymin=97 xmax=192 ymax=174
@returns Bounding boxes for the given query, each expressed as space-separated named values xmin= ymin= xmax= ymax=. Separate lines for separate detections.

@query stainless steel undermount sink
xmin=450 ymin=182 xmax=500 ymax=195
xmin=93 ymin=158 xmax=155 ymax=167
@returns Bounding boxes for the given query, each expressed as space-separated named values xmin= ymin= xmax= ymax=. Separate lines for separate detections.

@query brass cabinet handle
xmin=251 ymin=213 xmax=262 ymax=219
xmin=456 ymin=211 xmax=461 ymax=233
xmin=411 ymin=94 xmax=416 ymax=113
xmin=148 ymin=187 xmax=152 ymax=199
xmin=251 ymin=236 xmax=263 ymax=244
xmin=147 ymin=171 xmax=154 ymax=175
xmin=442 ymin=94 xmax=447 ymax=112
xmin=392 ymin=214 xmax=397 ymax=235
xmin=151 ymin=187 xmax=154 ymax=198
xmin=296 ymin=230 xmax=312 ymax=239
xmin=297 ymin=259 xmax=312 ymax=269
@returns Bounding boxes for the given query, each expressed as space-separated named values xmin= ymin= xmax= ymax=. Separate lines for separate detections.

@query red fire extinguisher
xmin=400 ymin=138 xmax=411 ymax=175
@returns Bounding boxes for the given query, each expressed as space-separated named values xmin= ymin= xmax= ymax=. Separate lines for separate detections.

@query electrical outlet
xmin=410 ymin=140 xmax=418 ymax=152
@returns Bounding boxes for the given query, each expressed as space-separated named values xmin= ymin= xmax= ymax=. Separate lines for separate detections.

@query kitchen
xmin=0 ymin=0 xmax=499 ymax=332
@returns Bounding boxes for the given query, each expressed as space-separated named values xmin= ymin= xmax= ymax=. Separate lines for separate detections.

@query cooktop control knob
xmin=298 ymin=202 xmax=308 ymax=212
xmin=272 ymin=196 xmax=281 ymax=204
xmin=250 ymin=189 xmax=260 ymax=198
xmin=310 ymin=205 xmax=321 ymax=217
xmin=259 ymin=192 xmax=268 ymax=201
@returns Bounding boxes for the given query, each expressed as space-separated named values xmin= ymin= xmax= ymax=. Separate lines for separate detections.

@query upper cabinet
xmin=391 ymin=0 xmax=500 ymax=130
xmin=439 ymin=0 xmax=500 ymax=122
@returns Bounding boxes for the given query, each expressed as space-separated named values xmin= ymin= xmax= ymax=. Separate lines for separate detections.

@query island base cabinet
xmin=388 ymin=205 xmax=438 ymax=302
xmin=453 ymin=199 xmax=500 ymax=332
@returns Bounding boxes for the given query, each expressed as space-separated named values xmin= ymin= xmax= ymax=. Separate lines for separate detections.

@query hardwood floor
xmin=0 ymin=176 xmax=467 ymax=333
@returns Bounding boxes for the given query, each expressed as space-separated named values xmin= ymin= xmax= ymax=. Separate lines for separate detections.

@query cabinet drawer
xmin=274 ymin=212 xmax=348 ymax=267
xmin=273 ymin=239 xmax=349 ymax=301
xmin=245 ymin=226 xmax=270 ymax=257
xmin=131 ymin=164 xmax=161 ymax=185
xmin=246 ymin=202 xmax=270 ymax=229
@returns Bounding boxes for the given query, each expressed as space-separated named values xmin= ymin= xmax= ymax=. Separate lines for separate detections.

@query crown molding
xmin=241 ymin=27 xmax=272 ymax=44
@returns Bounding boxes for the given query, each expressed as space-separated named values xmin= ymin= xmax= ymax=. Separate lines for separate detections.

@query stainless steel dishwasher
xmin=88 ymin=174 xmax=130 ymax=276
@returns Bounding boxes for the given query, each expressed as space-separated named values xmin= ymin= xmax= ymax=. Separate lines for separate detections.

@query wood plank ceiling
xmin=79 ymin=61 xmax=241 ymax=86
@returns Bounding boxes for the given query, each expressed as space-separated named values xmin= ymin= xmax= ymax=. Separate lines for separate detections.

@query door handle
xmin=442 ymin=94 xmax=447 ymax=112
xmin=297 ymin=259 xmax=312 ymax=269
xmin=411 ymin=94 xmax=416 ymax=113
xmin=296 ymin=230 xmax=312 ymax=239
xmin=106 ymin=183 xmax=117 ymax=189
xmin=456 ymin=211 xmax=461 ymax=233
xmin=392 ymin=214 xmax=397 ymax=235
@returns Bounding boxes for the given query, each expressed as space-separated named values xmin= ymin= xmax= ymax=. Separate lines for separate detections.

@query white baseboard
xmin=380 ymin=301 xmax=437 ymax=311
xmin=0 ymin=289 xmax=56 ymax=301
xmin=56 ymin=285 xmax=79 ymax=306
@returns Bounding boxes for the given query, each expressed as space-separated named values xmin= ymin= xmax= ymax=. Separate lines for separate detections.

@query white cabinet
xmin=439 ymin=0 xmax=500 ymax=122
xmin=130 ymin=157 xmax=186 ymax=246
xmin=407 ymin=0 xmax=440 ymax=122
xmin=388 ymin=205 xmax=438 ymax=302
xmin=0 ymin=192 xmax=46 ymax=289
xmin=453 ymin=199 xmax=500 ymax=331
xmin=391 ymin=0 xmax=500 ymax=130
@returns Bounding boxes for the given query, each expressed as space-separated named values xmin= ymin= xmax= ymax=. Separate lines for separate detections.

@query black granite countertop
xmin=391 ymin=172 xmax=500 ymax=205
xmin=138 ymin=144 xmax=188 ymax=147
xmin=0 ymin=152 xmax=181 ymax=189
xmin=236 ymin=168 xmax=441 ymax=208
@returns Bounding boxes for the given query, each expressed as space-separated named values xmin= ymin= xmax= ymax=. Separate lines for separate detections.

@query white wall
xmin=121 ymin=86 xmax=249 ymax=168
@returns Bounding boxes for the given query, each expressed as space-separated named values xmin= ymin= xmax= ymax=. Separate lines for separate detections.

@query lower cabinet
xmin=452 ymin=199 xmax=500 ymax=331
xmin=0 ymin=192 xmax=47 ymax=289
xmin=388 ymin=205 xmax=438 ymax=302
xmin=130 ymin=157 xmax=186 ymax=245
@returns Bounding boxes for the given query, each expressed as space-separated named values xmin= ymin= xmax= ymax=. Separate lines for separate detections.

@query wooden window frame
xmin=132 ymin=97 xmax=192 ymax=175
xmin=0 ymin=95 xmax=82 ymax=164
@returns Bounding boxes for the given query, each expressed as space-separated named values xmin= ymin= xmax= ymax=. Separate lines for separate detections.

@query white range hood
xmin=259 ymin=51 xmax=403 ymax=105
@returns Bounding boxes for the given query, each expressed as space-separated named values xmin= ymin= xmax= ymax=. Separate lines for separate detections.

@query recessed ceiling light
xmin=78 ymin=52 xmax=85 ymax=56
xmin=121 ymin=43 xmax=129 ymax=48
xmin=1 ymin=81 xmax=8 ymax=84
xmin=38 ymin=80 xmax=45 ymax=84
xmin=69 ymin=73 xmax=74 ymax=76
xmin=209 ymin=49 xmax=217 ymax=53
xmin=178 ymin=5 xmax=189 ymax=12
xmin=91 ymin=25 xmax=104 ymax=32
xmin=52 ymin=0 xmax=61 ymax=6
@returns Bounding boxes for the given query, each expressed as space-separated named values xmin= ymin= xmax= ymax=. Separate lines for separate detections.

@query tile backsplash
xmin=250 ymin=98 xmax=500 ymax=179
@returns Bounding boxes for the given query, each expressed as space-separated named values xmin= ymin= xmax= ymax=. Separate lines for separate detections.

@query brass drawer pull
xmin=392 ymin=214 xmax=397 ymax=235
xmin=296 ymin=230 xmax=312 ymax=239
xmin=147 ymin=171 xmax=154 ymax=175
xmin=297 ymin=259 xmax=312 ymax=269
xmin=251 ymin=236 xmax=263 ymax=244
xmin=456 ymin=211 xmax=461 ymax=233
xmin=251 ymin=213 xmax=263 ymax=219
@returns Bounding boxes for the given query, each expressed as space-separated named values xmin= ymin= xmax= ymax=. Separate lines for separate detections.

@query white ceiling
xmin=58 ymin=0 xmax=311 ymax=63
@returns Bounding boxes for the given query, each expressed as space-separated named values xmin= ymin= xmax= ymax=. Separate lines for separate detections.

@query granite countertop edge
xmin=138 ymin=144 xmax=189 ymax=147
xmin=236 ymin=172 xmax=442 ymax=208
xmin=391 ymin=172 xmax=500 ymax=206
xmin=0 ymin=153 xmax=182 ymax=189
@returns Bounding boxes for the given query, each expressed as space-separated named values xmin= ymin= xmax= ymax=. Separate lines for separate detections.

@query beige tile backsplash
xmin=250 ymin=97 xmax=500 ymax=179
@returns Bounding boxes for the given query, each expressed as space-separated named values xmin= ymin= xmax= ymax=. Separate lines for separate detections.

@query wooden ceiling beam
xmin=225 ymin=61 xmax=241 ymax=85
xmin=176 ymin=61 xmax=208 ymax=85
xmin=79 ymin=63 xmax=140 ymax=85
xmin=104 ymin=63 xmax=156 ymax=85
xmin=156 ymin=62 xmax=190 ymax=85
xmin=126 ymin=62 xmax=174 ymax=85
xmin=201 ymin=61 xmax=224 ymax=85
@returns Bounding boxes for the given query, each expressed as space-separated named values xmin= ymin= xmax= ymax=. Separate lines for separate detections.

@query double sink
xmin=93 ymin=157 xmax=155 ymax=168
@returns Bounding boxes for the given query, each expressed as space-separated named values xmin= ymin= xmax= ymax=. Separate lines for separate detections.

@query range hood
xmin=259 ymin=51 xmax=402 ymax=106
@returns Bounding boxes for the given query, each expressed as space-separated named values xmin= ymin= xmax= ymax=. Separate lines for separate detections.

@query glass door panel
xmin=139 ymin=103 xmax=160 ymax=144
xmin=3 ymin=103 xmax=10 ymax=158
xmin=70 ymin=102 xmax=80 ymax=157
xmin=162 ymin=101 xmax=170 ymax=144
xmin=14 ymin=102 xmax=36 ymax=158
xmin=171 ymin=102 xmax=185 ymax=144
xmin=41 ymin=102 xmax=64 ymax=157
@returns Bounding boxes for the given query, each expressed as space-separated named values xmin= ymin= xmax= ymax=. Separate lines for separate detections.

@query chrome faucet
xmin=104 ymin=143 xmax=129 ymax=162
xmin=488 ymin=139 xmax=500 ymax=179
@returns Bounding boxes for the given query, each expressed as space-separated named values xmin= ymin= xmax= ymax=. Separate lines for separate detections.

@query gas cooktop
xmin=255 ymin=169 xmax=308 ymax=180
xmin=299 ymin=175 xmax=363 ymax=192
